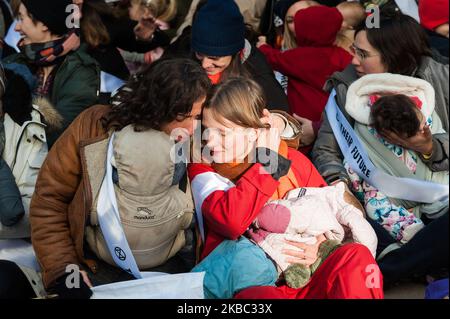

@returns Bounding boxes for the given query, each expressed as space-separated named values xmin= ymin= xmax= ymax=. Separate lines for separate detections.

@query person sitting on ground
xmin=343 ymin=73 xmax=448 ymax=248
xmin=188 ymin=76 xmax=383 ymax=299
xmin=0 ymin=58 xmax=211 ymax=299
xmin=312 ymin=11 xmax=449 ymax=285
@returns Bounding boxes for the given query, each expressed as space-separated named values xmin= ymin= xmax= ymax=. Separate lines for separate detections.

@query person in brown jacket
xmin=0 ymin=58 xmax=211 ymax=299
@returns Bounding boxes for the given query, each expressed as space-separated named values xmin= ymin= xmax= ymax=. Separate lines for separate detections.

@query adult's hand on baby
xmin=269 ymin=113 xmax=287 ymax=133
xmin=256 ymin=36 xmax=267 ymax=49
xmin=283 ymin=234 xmax=327 ymax=267
xmin=380 ymin=125 xmax=433 ymax=156
xmin=293 ymin=114 xmax=315 ymax=147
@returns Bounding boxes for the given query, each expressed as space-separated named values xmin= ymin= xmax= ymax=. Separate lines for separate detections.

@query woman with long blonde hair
xmin=188 ymin=77 xmax=383 ymax=299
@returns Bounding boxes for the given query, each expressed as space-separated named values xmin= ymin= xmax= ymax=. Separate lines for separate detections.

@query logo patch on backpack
xmin=134 ymin=207 xmax=155 ymax=220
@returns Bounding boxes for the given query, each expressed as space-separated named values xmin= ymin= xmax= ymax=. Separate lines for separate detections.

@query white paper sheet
xmin=91 ymin=271 xmax=205 ymax=299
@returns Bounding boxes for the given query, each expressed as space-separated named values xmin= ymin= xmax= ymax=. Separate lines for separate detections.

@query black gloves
xmin=49 ymin=272 xmax=93 ymax=299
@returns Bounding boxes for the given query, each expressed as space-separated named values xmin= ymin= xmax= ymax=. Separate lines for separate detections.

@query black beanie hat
xmin=21 ymin=0 xmax=73 ymax=36
xmin=191 ymin=0 xmax=245 ymax=57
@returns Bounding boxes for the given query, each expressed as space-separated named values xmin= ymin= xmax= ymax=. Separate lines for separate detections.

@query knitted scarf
xmin=212 ymin=141 xmax=300 ymax=200
xmin=18 ymin=31 xmax=81 ymax=67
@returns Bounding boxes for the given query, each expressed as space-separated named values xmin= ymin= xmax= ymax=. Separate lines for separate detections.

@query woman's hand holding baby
xmin=283 ymin=234 xmax=327 ymax=267
xmin=293 ymin=114 xmax=316 ymax=147
xmin=381 ymin=125 xmax=433 ymax=157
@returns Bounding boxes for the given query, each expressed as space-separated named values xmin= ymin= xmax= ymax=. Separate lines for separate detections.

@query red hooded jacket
xmin=259 ymin=6 xmax=352 ymax=122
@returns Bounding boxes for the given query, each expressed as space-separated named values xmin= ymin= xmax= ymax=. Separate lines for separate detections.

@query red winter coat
xmin=188 ymin=148 xmax=327 ymax=260
xmin=259 ymin=6 xmax=352 ymax=122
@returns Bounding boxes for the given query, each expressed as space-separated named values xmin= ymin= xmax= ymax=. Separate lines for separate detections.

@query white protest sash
xmin=100 ymin=71 xmax=125 ymax=94
xmin=91 ymin=272 xmax=205 ymax=299
xmin=325 ymin=90 xmax=448 ymax=204
xmin=4 ymin=20 xmax=20 ymax=53
xmin=97 ymin=134 xmax=142 ymax=279
xmin=191 ymin=172 xmax=235 ymax=243
xmin=0 ymin=239 xmax=40 ymax=271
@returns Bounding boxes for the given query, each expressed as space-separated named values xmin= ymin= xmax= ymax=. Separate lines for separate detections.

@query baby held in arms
xmin=344 ymin=73 xmax=448 ymax=245
xmin=247 ymin=182 xmax=377 ymax=288
xmin=370 ymin=93 xmax=432 ymax=141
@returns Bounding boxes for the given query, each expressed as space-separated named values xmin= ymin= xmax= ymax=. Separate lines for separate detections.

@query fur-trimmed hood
xmin=345 ymin=73 xmax=436 ymax=125
xmin=32 ymin=97 xmax=63 ymax=132
xmin=1 ymin=63 xmax=62 ymax=131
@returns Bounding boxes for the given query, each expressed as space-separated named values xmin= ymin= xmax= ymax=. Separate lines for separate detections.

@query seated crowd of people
xmin=0 ymin=0 xmax=448 ymax=299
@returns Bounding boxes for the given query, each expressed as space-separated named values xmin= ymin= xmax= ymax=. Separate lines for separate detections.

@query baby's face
xmin=398 ymin=108 xmax=427 ymax=138
xmin=416 ymin=110 xmax=428 ymax=134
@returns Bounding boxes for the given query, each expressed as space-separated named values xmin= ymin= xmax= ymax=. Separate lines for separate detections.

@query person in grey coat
xmin=312 ymin=12 xmax=449 ymax=286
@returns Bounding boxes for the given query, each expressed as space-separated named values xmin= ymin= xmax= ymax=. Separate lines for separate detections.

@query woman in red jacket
xmin=188 ymin=77 xmax=383 ymax=299
xmin=257 ymin=5 xmax=352 ymax=152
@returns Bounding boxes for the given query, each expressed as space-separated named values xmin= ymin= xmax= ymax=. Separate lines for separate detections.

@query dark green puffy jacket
xmin=3 ymin=44 xmax=101 ymax=148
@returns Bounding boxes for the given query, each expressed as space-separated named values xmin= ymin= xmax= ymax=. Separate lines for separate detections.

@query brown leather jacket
xmin=30 ymin=105 xmax=110 ymax=288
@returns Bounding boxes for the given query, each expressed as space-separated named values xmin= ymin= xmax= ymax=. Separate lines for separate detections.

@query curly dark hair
xmin=104 ymin=58 xmax=211 ymax=131
xmin=370 ymin=94 xmax=422 ymax=138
